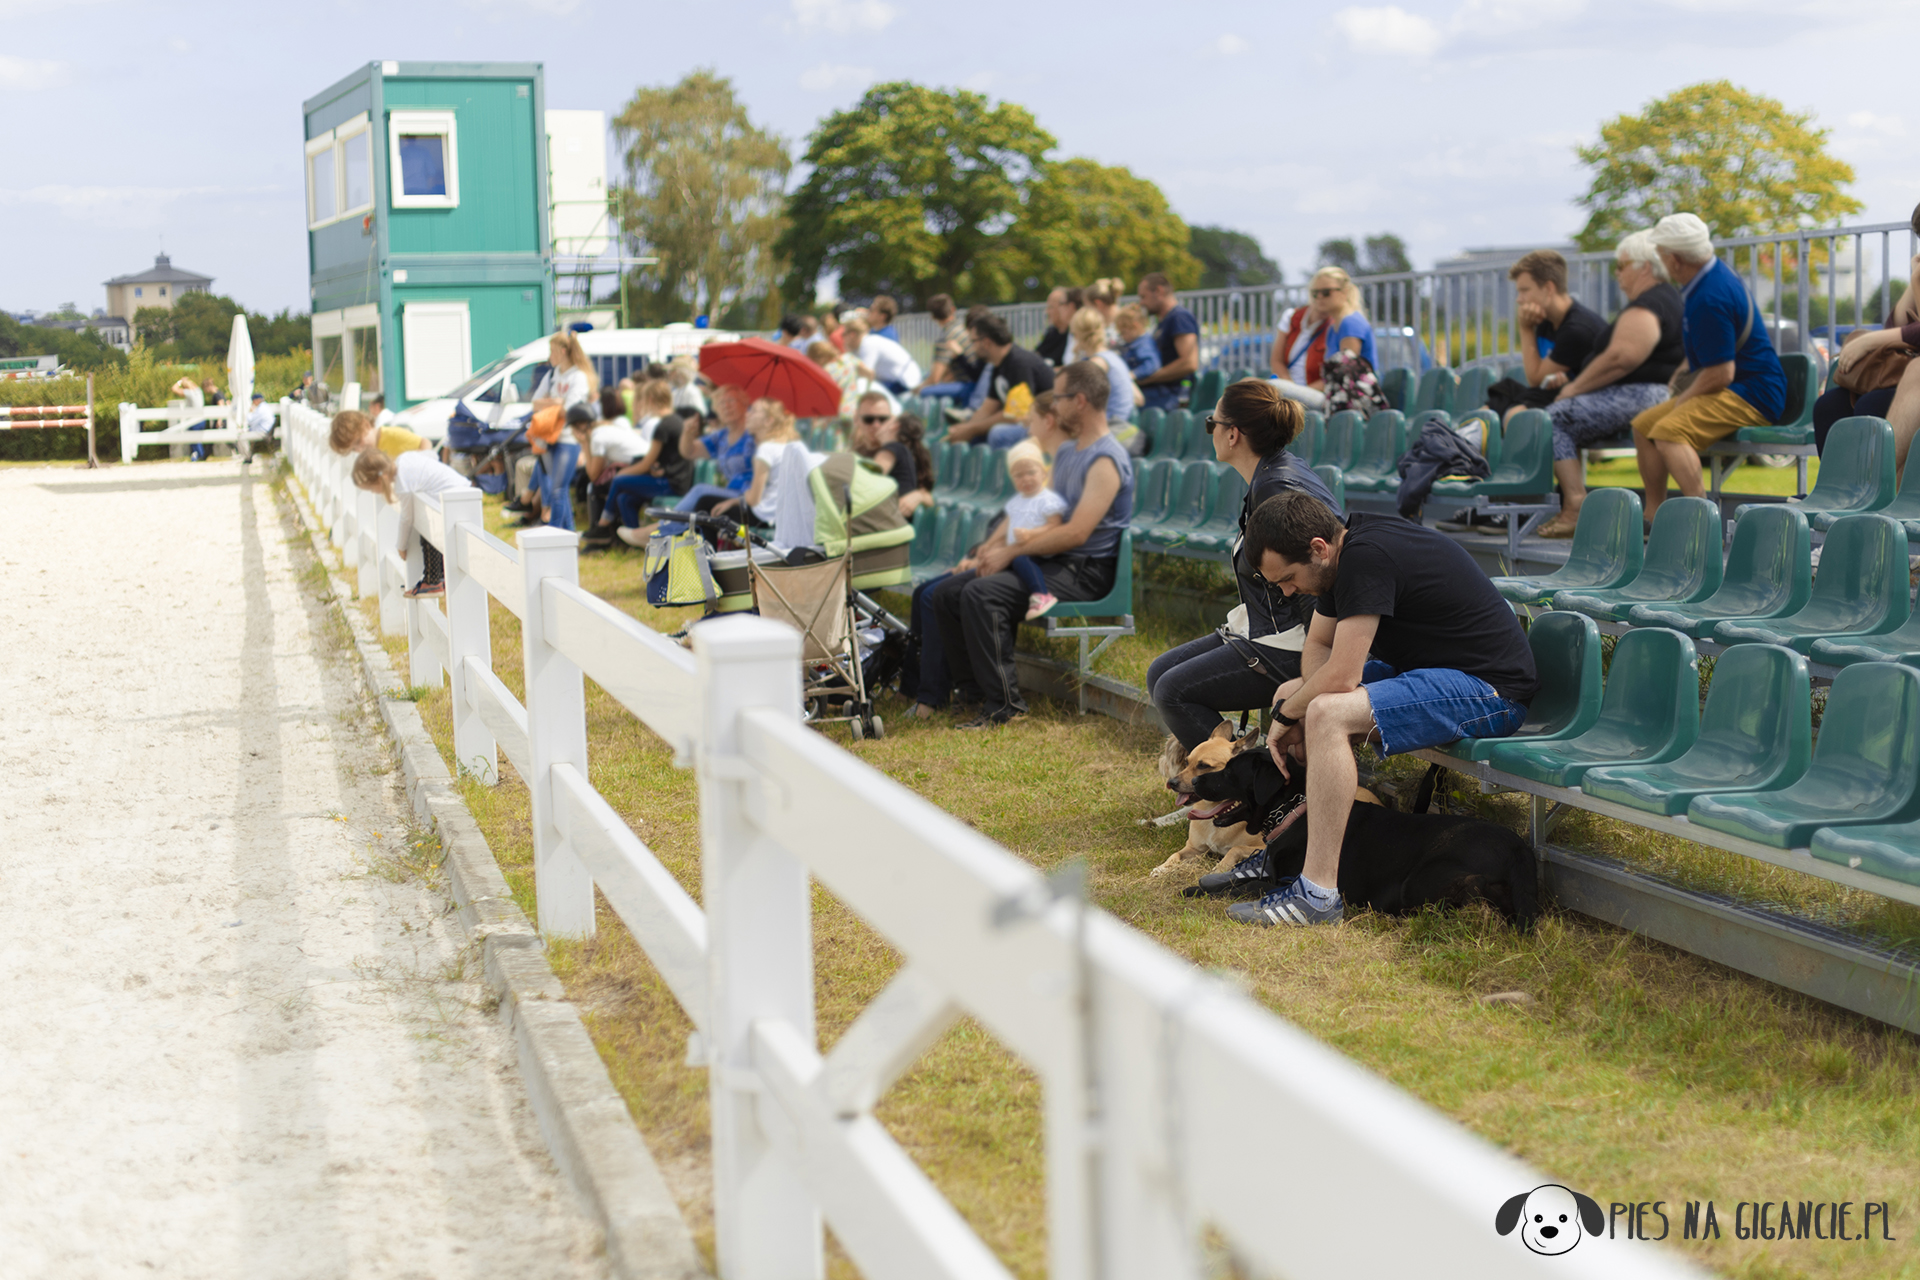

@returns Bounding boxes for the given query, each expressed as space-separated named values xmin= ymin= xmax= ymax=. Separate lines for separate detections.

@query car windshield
xmin=441 ymin=354 xmax=517 ymax=402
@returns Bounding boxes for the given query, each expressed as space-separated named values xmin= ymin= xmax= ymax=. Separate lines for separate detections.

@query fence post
xmin=406 ymin=498 xmax=436 ymax=689
xmin=355 ymin=490 xmax=379 ymax=596
xmin=442 ymin=489 xmax=496 ymax=783
xmin=119 ymin=404 xmax=136 ymax=465
xmin=691 ymin=615 xmax=820 ymax=1280
xmin=330 ymin=453 xmax=350 ymax=549
xmin=377 ymin=503 xmax=405 ymax=636
xmin=518 ymin=526 xmax=595 ymax=938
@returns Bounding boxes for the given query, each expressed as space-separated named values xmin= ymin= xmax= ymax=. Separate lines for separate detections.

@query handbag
xmin=643 ymin=528 xmax=718 ymax=606
xmin=1322 ymin=351 xmax=1389 ymax=416
xmin=1834 ymin=327 xmax=1916 ymax=395
xmin=527 ymin=405 xmax=564 ymax=454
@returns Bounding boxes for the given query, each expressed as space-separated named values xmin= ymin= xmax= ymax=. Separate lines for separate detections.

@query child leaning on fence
xmin=986 ymin=440 xmax=1068 ymax=620
xmin=352 ymin=448 xmax=474 ymax=599
xmin=330 ymin=409 xmax=428 ymax=460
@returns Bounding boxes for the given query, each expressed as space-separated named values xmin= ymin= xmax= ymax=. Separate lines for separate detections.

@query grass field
xmin=323 ymin=484 xmax=1920 ymax=1280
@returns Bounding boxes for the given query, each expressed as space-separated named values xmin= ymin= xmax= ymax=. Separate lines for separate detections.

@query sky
xmin=4 ymin=0 xmax=1918 ymax=317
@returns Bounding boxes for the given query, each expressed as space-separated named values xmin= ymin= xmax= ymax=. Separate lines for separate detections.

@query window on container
xmin=316 ymin=334 xmax=345 ymax=408
xmin=348 ymin=324 xmax=380 ymax=397
xmin=309 ymin=141 xmax=336 ymax=224
xmin=388 ymin=111 xmax=458 ymax=209
xmin=339 ymin=118 xmax=372 ymax=214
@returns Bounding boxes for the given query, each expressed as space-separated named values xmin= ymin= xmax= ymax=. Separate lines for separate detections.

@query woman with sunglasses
xmin=1144 ymin=380 xmax=1341 ymax=751
xmin=1269 ymin=267 xmax=1376 ymax=410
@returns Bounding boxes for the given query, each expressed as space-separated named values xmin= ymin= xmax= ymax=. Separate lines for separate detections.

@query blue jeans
xmin=919 ymin=381 xmax=970 ymax=401
xmin=662 ymin=483 xmax=743 ymax=535
xmin=1147 ymin=631 xmax=1300 ymax=750
xmin=607 ymin=474 xmax=678 ymax=527
xmin=1008 ymin=554 xmax=1046 ymax=596
xmin=985 ymin=423 xmax=1029 ymax=449
xmin=1360 ymin=661 xmax=1528 ymax=756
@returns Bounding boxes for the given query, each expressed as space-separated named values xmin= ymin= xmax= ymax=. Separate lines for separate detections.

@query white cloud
xmin=959 ymin=70 xmax=998 ymax=94
xmin=790 ymin=0 xmax=895 ymax=33
xmin=1216 ymin=33 xmax=1250 ymax=55
xmin=0 ymin=54 xmax=70 ymax=91
xmin=1331 ymin=6 xmax=1444 ymax=57
xmin=0 ymin=184 xmax=276 ymax=227
xmin=1846 ymin=111 xmax=1906 ymax=136
xmin=799 ymin=63 xmax=874 ymax=92
xmin=1450 ymin=0 xmax=1584 ymax=34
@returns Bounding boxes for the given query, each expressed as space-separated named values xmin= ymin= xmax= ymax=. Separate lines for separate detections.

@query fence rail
xmin=892 ymin=219 xmax=1919 ymax=378
xmin=282 ymin=398 xmax=1700 ymax=1280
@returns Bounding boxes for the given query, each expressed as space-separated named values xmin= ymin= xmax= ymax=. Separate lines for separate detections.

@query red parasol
xmin=698 ymin=337 xmax=844 ymax=418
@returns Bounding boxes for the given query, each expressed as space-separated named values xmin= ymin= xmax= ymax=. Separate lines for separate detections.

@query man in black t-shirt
xmin=948 ymin=313 xmax=1056 ymax=445
xmin=1511 ymin=249 xmax=1606 ymax=391
xmin=1229 ymin=493 xmax=1537 ymax=928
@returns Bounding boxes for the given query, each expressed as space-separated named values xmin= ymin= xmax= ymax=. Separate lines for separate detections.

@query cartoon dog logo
xmin=1496 ymin=1185 xmax=1605 ymax=1255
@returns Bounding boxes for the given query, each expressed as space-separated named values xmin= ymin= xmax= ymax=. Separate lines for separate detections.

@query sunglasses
xmin=1203 ymin=414 xmax=1234 ymax=435
xmin=1310 ymin=287 xmax=1338 ymax=298
xmin=860 ymin=414 xmax=891 ymax=425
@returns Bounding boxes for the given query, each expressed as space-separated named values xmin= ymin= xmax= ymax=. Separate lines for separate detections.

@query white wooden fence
xmin=282 ymin=398 xmax=1701 ymax=1280
xmin=120 ymin=401 xmax=273 ymax=462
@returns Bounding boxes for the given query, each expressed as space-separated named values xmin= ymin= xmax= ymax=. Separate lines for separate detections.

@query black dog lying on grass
xmin=1172 ymin=733 xmax=1539 ymax=927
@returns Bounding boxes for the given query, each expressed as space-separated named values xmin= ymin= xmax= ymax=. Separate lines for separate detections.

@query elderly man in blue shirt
xmin=1629 ymin=212 xmax=1787 ymax=518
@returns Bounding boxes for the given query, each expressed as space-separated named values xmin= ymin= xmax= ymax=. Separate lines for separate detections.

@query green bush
xmin=0 ymin=347 xmax=312 ymax=462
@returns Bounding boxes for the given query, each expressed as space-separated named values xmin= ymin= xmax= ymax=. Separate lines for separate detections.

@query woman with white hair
xmin=1630 ymin=212 xmax=1787 ymax=518
xmin=1532 ymin=230 xmax=1686 ymax=536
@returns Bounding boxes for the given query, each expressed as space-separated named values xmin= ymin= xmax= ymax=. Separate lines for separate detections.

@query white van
xmin=392 ymin=324 xmax=739 ymax=439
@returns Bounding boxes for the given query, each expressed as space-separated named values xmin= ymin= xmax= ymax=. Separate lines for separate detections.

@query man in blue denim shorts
xmin=1231 ymin=492 xmax=1538 ymax=927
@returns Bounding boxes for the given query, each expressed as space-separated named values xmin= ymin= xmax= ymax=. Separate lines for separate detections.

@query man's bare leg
xmin=1299 ymin=689 xmax=1377 ymax=892
xmin=1634 ymin=428 xmax=1670 ymax=518
xmin=1658 ymin=438 xmax=1706 ymax=499
xmin=1887 ymin=360 xmax=1920 ymax=482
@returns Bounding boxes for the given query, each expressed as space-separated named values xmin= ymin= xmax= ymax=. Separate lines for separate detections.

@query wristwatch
xmin=1273 ymin=705 xmax=1300 ymax=728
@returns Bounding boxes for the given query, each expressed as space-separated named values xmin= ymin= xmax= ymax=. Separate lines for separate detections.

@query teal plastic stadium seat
xmin=1137 ymin=407 xmax=1167 ymax=454
xmin=1735 ymin=415 xmax=1893 ymax=530
xmin=1314 ymin=464 xmax=1346 ymax=513
xmin=1713 ymin=514 xmax=1909 ymax=654
xmin=1809 ymin=821 xmax=1920 ymax=887
xmin=1316 ymin=411 xmax=1365 ymax=472
xmin=1455 ymin=407 xmax=1502 ymax=470
xmin=1047 ymin=529 xmax=1135 ymax=620
xmin=1688 ymin=662 xmax=1920 ymax=848
xmin=952 ymin=446 xmax=987 ymax=509
xmin=1809 ymin=603 xmax=1920 ymax=668
xmin=1185 ymin=467 xmax=1246 ymax=552
xmin=1502 ymin=364 xmax=1526 ymax=385
xmin=1342 ymin=411 xmax=1410 ymax=494
xmin=908 ymin=504 xmax=943 ymax=570
xmin=1130 ymin=458 xmax=1178 ymax=536
xmin=1379 ymin=366 xmax=1416 ymax=412
xmin=1446 ymin=610 xmax=1603 ymax=762
xmin=1865 ymin=419 xmax=1920 ymax=538
xmin=1581 ymin=644 xmax=1812 ymax=815
xmin=1143 ymin=460 xmax=1214 ymax=550
xmin=1551 ymin=496 xmax=1724 ymax=621
xmin=1490 ymin=487 xmax=1643 ymax=605
xmin=1434 ymin=409 xmax=1552 ymax=500
xmin=1454 ymin=366 xmax=1493 ymax=412
xmin=1410 ymin=367 xmax=1459 ymax=417
xmin=1626 ymin=506 xmax=1811 ymax=638
xmin=917 ymin=505 xmax=966 ymax=580
xmin=1189 ymin=370 xmax=1226 ymax=415
xmin=1288 ymin=412 xmax=1324 ymax=466
xmin=1481 ymin=627 xmax=1699 ymax=786
xmin=1734 ymin=353 xmax=1819 ymax=446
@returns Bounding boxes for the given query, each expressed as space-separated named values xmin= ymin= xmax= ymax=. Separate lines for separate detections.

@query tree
xmin=612 ymin=70 xmax=791 ymax=328
xmin=779 ymin=83 xmax=1055 ymax=307
xmin=1315 ymin=234 xmax=1411 ymax=277
xmin=0 ymin=312 xmax=125 ymax=371
xmin=1009 ymin=159 xmax=1200 ymax=295
xmin=1573 ymin=81 xmax=1862 ymax=250
xmin=1188 ymin=226 xmax=1280 ymax=289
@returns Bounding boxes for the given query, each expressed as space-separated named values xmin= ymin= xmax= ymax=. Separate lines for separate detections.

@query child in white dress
xmin=1000 ymin=441 xmax=1069 ymax=619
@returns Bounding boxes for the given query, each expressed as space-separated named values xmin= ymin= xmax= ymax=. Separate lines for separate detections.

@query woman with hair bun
xmin=1145 ymin=379 xmax=1342 ymax=749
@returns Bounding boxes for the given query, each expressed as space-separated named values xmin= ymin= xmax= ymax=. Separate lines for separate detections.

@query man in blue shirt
xmin=1136 ymin=272 xmax=1199 ymax=410
xmin=1630 ymin=212 xmax=1786 ymax=517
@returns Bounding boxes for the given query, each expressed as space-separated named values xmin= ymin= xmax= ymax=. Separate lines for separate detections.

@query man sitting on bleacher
xmin=1630 ymin=212 xmax=1787 ymax=517
xmin=1233 ymin=492 xmax=1538 ymax=926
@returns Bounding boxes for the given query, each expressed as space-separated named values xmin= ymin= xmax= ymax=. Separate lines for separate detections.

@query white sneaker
xmin=616 ymin=526 xmax=648 ymax=547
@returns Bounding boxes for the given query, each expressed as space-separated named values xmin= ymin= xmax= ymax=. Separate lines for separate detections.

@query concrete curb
xmin=278 ymin=472 xmax=709 ymax=1280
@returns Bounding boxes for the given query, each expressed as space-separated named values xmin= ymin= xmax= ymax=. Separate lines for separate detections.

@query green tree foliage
xmin=1188 ymin=226 xmax=1280 ymax=289
xmin=0 ymin=311 xmax=126 ymax=371
xmin=612 ymin=70 xmax=791 ymax=327
xmin=1315 ymin=234 xmax=1410 ymax=277
xmin=779 ymin=83 xmax=1056 ymax=307
xmin=1574 ymin=81 xmax=1862 ymax=250
xmin=134 ymin=292 xmax=310 ymax=360
xmin=1012 ymin=159 xmax=1200 ymax=294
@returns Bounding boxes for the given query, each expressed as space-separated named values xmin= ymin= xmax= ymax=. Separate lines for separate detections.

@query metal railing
xmin=892 ymin=219 xmax=1918 ymax=377
xmin=281 ymin=397 xmax=1702 ymax=1280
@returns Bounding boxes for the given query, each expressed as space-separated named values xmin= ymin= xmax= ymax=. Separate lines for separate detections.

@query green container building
xmin=303 ymin=61 xmax=556 ymax=408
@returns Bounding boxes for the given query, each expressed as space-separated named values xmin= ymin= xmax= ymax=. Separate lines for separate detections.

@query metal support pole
xmin=518 ymin=526 xmax=596 ymax=938
xmin=692 ymin=615 xmax=820 ymax=1280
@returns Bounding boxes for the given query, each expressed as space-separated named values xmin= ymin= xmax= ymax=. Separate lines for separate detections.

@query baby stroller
xmin=444 ymin=400 xmax=526 ymax=494
xmin=646 ymin=451 xmax=911 ymax=739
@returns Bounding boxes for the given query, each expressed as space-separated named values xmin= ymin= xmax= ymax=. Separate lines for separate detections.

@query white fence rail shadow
xmin=282 ymin=399 xmax=1702 ymax=1280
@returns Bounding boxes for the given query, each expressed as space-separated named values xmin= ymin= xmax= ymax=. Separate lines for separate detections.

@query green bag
xmin=644 ymin=529 xmax=717 ymax=606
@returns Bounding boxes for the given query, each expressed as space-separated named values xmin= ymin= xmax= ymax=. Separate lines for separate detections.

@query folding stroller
xmin=444 ymin=400 xmax=526 ymax=494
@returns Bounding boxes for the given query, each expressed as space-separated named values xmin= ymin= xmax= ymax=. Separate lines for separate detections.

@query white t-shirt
xmin=672 ymin=382 xmax=707 ymax=417
xmin=857 ymin=334 xmax=923 ymax=388
xmin=393 ymin=448 xmax=475 ymax=549
xmin=589 ymin=416 xmax=647 ymax=465
xmin=1004 ymin=487 xmax=1069 ymax=543
xmin=534 ymin=365 xmax=591 ymax=410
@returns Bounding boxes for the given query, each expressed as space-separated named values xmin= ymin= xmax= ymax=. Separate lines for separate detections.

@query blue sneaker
xmin=1227 ymin=877 xmax=1344 ymax=927
xmin=1183 ymin=849 xmax=1271 ymax=899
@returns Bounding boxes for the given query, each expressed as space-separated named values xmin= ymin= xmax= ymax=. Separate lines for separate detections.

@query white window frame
xmin=335 ymin=112 xmax=373 ymax=220
xmin=388 ymin=110 xmax=459 ymax=210
xmin=305 ymin=128 xmax=337 ymax=229
xmin=401 ymin=301 xmax=472 ymax=400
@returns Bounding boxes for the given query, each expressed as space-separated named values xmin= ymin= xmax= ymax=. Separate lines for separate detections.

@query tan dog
xmin=1150 ymin=723 xmax=1269 ymax=877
